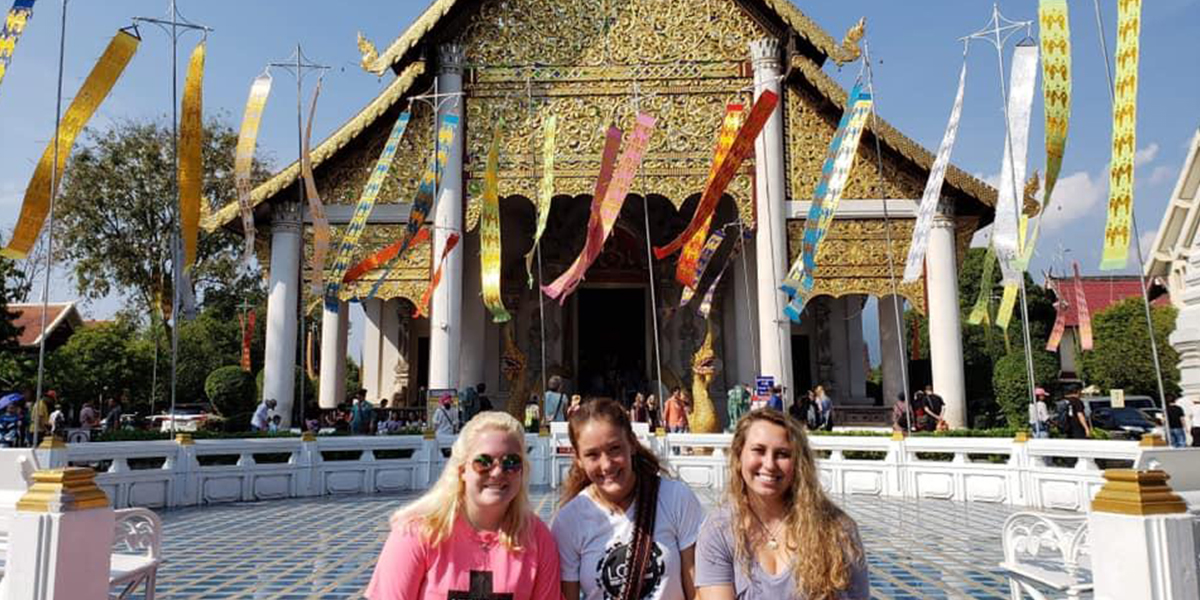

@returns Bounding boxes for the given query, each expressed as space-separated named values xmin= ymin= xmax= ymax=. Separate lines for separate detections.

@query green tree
xmin=47 ymin=320 xmax=155 ymax=414
xmin=204 ymin=366 xmax=256 ymax=417
xmin=1080 ymin=297 xmax=1179 ymax=398
xmin=992 ymin=346 xmax=1060 ymax=428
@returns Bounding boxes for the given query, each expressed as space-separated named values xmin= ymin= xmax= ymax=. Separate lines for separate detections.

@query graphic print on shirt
xmin=447 ymin=570 xmax=513 ymax=600
xmin=595 ymin=540 xmax=665 ymax=600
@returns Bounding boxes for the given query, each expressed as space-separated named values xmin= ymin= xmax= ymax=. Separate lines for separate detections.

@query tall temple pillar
xmin=927 ymin=206 xmax=967 ymax=427
xmin=380 ymin=298 xmax=403 ymax=401
xmin=362 ymin=297 xmax=383 ymax=402
xmin=460 ymin=229 xmax=486 ymax=390
xmin=318 ymin=299 xmax=348 ymax=409
xmin=429 ymin=43 xmax=466 ymax=392
xmin=263 ymin=202 xmax=301 ymax=426
xmin=846 ymin=296 xmax=868 ymax=402
xmin=749 ymin=38 xmax=793 ymax=395
xmin=877 ymin=294 xmax=907 ymax=407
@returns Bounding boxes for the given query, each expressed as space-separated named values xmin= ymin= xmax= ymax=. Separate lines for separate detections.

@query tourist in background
xmin=767 ymin=386 xmax=784 ymax=412
xmin=695 ymin=409 xmax=869 ymax=600
xmin=788 ymin=391 xmax=812 ymax=429
xmin=1190 ymin=398 xmax=1200 ymax=447
xmin=351 ymin=391 xmax=375 ymax=435
xmin=726 ymin=384 xmax=749 ymax=431
xmin=665 ymin=388 xmax=689 ymax=434
xmin=1029 ymin=389 xmax=1051 ymax=439
xmin=1165 ymin=396 xmax=1186 ymax=448
xmin=433 ymin=394 xmax=458 ymax=436
xmin=567 ymin=394 xmax=583 ymax=419
xmin=545 ymin=375 xmax=568 ymax=423
xmin=105 ymin=396 xmax=123 ymax=433
xmin=268 ymin=414 xmax=282 ymax=433
xmin=815 ymin=386 xmax=834 ymax=431
xmin=365 ymin=412 xmax=560 ymax=600
xmin=553 ymin=398 xmax=705 ymax=600
xmin=646 ymin=394 xmax=663 ymax=431
xmin=79 ymin=399 xmax=100 ymax=430
xmin=459 ymin=383 xmax=480 ymax=424
xmin=892 ymin=393 xmax=910 ymax=434
xmin=923 ymin=385 xmax=947 ymax=431
xmin=630 ymin=392 xmax=648 ymax=424
xmin=910 ymin=391 xmax=927 ymax=432
xmin=477 ymin=383 xmax=493 ymax=412
xmin=0 ymin=394 xmax=22 ymax=447
xmin=250 ymin=399 xmax=277 ymax=432
xmin=524 ymin=394 xmax=541 ymax=432
xmin=31 ymin=390 xmax=53 ymax=441
xmin=1064 ymin=392 xmax=1090 ymax=439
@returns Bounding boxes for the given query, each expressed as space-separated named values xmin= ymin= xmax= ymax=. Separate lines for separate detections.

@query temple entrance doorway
xmin=574 ymin=286 xmax=647 ymax=403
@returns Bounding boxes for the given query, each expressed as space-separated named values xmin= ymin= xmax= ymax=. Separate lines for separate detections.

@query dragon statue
xmin=356 ymin=32 xmax=381 ymax=74
xmin=831 ymin=17 xmax=866 ymax=66
xmin=688 ymin=320 xmax=720 ymax=434
xmin=500 ymin=322 xmax=542 ymax=422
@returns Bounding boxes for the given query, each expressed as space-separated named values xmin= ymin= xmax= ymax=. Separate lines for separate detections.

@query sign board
xmin=755 ymin=376 xmax=775 ymax=397
xmin=1111 ymin=389 xmax=1125 ymax=408
xmin=426 ymin=388 xmax=459 ymax=431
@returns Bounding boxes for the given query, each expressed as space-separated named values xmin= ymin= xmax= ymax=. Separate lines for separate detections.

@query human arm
xmin=363 ymin=523 xmax=427 ymax=600
xmin=560 ymin=581 xmax=580 ymax=600
xmin=532 ymin=522 xmax=565 ymax=600
xmin=693 ymin=510 xmax=735 ymax=600
xmin=551 ymin=505 xmax=581 ymax=600
xmin=680 ymin=545 xmax=697 ymax=600
xmin=1076 ymin=410 xmax=1091 ymax=435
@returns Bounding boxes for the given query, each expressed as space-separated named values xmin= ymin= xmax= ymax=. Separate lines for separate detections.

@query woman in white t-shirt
xmin=553 ymin=398 xmax=705 ymax=600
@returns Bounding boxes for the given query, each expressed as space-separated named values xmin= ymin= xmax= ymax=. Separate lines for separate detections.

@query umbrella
xmin=0 ymin=393 xmax=23 ymax=410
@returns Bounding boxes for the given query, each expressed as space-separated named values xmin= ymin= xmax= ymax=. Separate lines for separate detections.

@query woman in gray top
xmin=694 ymin=409 xmax=869 ymax=600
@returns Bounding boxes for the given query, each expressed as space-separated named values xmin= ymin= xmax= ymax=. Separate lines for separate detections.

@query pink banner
xmin=1046 ymin=279 xmax=1068 ymax=352
xmin=1073 ymin=261 xmax=1093 ymax=350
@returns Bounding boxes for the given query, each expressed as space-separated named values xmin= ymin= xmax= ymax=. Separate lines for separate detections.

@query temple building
xmin=204 ymin=0 xmax=996 ymax=428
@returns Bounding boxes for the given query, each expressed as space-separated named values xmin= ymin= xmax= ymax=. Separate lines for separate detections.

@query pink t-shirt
xmin=366 ymin=514 xmax=563 ymax=600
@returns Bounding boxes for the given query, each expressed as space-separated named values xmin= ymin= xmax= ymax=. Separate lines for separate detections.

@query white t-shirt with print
xmin=552 ymin=477 xmax=705 ymax=600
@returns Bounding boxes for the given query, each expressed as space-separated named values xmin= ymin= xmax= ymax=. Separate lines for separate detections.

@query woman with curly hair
xmin=553 ymin=398 xmax=705 ymax=600
xmin=695 ymin=409 xmax=868 ymax=600
xmin=365 ymin=411 xmax=561 ymax=600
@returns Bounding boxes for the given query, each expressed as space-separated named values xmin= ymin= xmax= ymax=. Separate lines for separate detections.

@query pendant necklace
xmin=750 ymin=510 xmax=785 ymax=550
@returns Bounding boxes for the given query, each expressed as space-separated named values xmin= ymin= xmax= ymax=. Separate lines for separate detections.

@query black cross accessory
xmin=447 ymin=570 xmax=513 ymax=600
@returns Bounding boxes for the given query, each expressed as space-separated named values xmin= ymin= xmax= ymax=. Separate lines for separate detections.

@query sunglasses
xmin=471 ymin=453 xmax=523 ymax=474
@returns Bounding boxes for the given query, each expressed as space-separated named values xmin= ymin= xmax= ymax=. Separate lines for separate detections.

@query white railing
xmin=12 ymin=433 xmax=1199 ymax=512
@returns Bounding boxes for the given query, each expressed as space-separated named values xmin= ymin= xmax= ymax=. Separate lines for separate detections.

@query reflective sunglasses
xmin=471 ymin=453 xmax=523 ymax=474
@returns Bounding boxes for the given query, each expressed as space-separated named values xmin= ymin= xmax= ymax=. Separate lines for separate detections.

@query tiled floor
xmin=150 ymin=487 xmax=1028 ymax=599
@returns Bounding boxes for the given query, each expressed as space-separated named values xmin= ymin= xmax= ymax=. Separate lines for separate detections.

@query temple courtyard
xmin=152 ymin=487 xmax=1031 ymax=599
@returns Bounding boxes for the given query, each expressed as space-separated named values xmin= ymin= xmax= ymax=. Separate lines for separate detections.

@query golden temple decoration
xmin=1091 ymin=469 xmax=1187 ymax=516
xmin=1022 ymin=170 xmax=1042 ymax=218
xmin=788 ymin=219 xmax=926 ymax=313
xmin=689 ymin=320 xmax=720 ymax=434
xmin=17 ymin=467 xmax=110 ymax=513
xmin=833 ymin=17 xmax=866 ymax=66
xmin=357 ymin=32 xmax=380 ymax=73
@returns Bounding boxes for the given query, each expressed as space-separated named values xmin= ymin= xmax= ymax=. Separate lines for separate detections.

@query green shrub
xmin=992 ymin=348 xmax=1059 ymax=428
xmin=1080 ymin=297 xmax=1179 ymax=398
xmin=204 ymin=366 xmax=256 ymax=417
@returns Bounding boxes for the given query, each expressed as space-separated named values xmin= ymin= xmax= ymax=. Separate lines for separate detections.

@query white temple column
xmin=319 ymin=299 xmax=348 ymax=409
xmin=361 ymin=297 xmax=383 ymax=402
xmin=263 ymin=202 xmax=301 ymax=426
xmin=723 ymin=246 xmax=758 ymax=387
xmin=1170 ymin=233 xmax=1200 ymax=404
xmin=826 ymin=296 xmax=851 ymax=401
xmin=878 ymin=295 xmax=906 ymax=407
xmin=460 ymin=229 xmax=486 ymax=390
xmin=846 ymin=296 xmax=868 ymax=402
xmin=927 ymin=208 xmax=967 ymax=428
xmin=750 ymin=38 xmax=793 ymax=395
xmin=380 ymin=298 xmax=402 ymax=402
xmin=429 ymin=43 xmax=465 ymax=392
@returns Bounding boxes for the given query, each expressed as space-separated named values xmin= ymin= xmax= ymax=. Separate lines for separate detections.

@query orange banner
xmin=676 ymin=104 xmax=743 ymax=289
xmin=415 ymin=232 xmax=460 ymax=318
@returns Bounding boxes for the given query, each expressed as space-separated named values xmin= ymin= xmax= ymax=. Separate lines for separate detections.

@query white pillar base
xmin=318 ymin=300 xmax=348 ymax=410
xmin=362 ymin=298 xmax=383 ymax=402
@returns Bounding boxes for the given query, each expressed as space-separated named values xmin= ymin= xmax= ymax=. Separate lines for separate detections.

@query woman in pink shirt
xmin=366 ymin=411 xmax=562 ymax=600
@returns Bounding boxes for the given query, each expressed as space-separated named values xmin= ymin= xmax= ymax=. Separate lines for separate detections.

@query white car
xmin=147 ymin=404 xmax=222 ymax=432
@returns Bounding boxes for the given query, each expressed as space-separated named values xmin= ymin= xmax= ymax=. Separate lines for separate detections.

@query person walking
xmin=1165 ymin=396 xmax=1186 ymax=448
xmin=105 ymin=396 xmax=124 ymax=433
xmin=433 ymin=394 xmax=458 ymax=436
xmin=351 ymin=391 xmax=375 ymax=435
xmin=1065 ymin=392 xmax=1091 ymax=440
xmin=664 ymin=388 xmax=689 ymax=434
xmin=767 ymin=386 xmax=784 ymax=412
xmin=815 ymin=386 xmax=834 ymax=431
xmin=1029 ymin=389 xmax=1051 ymax=439
xmin=629 ymin=393 xmax=649 ymax=424
xmin=645 ymin=394 xmax=662 ymax=431
xmin=31 ymin=390 xmax=54 ymax=441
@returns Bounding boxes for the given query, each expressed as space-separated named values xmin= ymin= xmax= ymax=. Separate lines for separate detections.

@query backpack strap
xmin=619 ymin=469 xmax=660 ymax=600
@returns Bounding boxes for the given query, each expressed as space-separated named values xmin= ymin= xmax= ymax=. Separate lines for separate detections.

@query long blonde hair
xmin=391 ymin=411 xmax=531 ymax=550
xmin=726 ymin=409 xmax=862 ymax=599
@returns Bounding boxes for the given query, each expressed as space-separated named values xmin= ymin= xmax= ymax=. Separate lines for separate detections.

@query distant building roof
xmin=10 ymin=302 xmax=84 ymax=349
xmin=1045 ymin=275 xmax=1170 ymax=327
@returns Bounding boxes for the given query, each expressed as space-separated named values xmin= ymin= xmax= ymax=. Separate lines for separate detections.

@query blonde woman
xmin=366 ymin=412 xmax=561 ymax=600
xmin=695 ymin=409 xmax=868 ymax=600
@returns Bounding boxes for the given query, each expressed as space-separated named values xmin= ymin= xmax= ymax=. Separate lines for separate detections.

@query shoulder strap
xmin=620 ymin=471 xmax=661 ymax=600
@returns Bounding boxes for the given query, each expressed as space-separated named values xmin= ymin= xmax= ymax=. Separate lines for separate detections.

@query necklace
xmin=749 ymin=509 xmax=785 ymax=550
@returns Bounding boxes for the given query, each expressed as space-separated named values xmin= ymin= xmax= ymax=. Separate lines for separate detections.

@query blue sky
xmin=1 ymin=0 xmax=1197 ymax=367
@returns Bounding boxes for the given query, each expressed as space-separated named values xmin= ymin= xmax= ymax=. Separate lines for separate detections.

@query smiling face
xmin=574 ymin=420 xmax=636 ymax=507
xmin=461 ymin=428 xmax=523 ymax=513
xmin=738 ymin=420 xmax=796 ymax=502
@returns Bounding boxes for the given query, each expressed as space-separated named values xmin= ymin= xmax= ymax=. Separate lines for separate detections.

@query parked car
xmin=1080 ymin=395 xmax=1159 ymax=416
xmin=1088 ymin=406 xmax=1162 ymax=440
xmin=147 ymin=404 xmax=223 ymax=432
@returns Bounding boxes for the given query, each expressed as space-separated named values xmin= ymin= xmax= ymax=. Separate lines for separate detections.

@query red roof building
xmin=1043 ymin=275 xmax=1170 ymax=378
xmin=9 ymin=302 xmax=84 ymax=352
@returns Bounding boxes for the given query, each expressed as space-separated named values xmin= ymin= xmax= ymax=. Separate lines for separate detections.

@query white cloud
xmin=1040 ymin=170 xmax=1109 ymax=231
xmin=1148 ymin=165 xmax=1175 ymax=186
xmin=1135 ymin=142 xmax=1160 ymax=167
xmin=1140 ymin=228 xmax=1158 ymax=259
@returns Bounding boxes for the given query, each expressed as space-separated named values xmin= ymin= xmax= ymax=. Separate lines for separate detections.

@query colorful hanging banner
xmin=234 ymin=72 xmax=273 ymax=264
xmin=967 ymin=246 xmax=997 ymax=326
xmin=525 ymin=114 xmax=557 ymax=285
xmin=992 ymin=42 xmax=1039 ymax=284
xmin=2 ymin=29 xmax=139 ymax=259
xmin=1046 ymin=279 xmax=1068 ymax=352
xmin=323 ymin=110 xmax=411 ymax=307
xmin=415 ymin=232 xmax=460 ymax=318
xmin=0 ymin=0 xmax=36 ymax=97
xmin=1073 ymin=261 xmax=1093 ymax=350
xmin=781 ymin=89 xmax=874 ymax=322
xmin=302 ymin=77 xmax=331 ymax=294
xmin=676 ymin=104 xmax=744 ymax=289
xmin=342 ymin=228 xmax=430 ymax=287
xmin=1016 ymin=0 xmax=1072 ymax=269
xmin=995 ymin=284 xmax=1018 ymax=332
xmin=680 ymin=228 xmax=727 ymax=306
xmin=903 ymin=61 xmax=967 ymax=283
xmin=1099 ymin=0 xmax=1141 ymax=271
xmin=480 ymin=122 xmax=510 ymax=323
xmin=544 ymin=113 xmax=656 ymax=303
xmin=654 ymin=91 xmax=777 ymax=260
xmin=178 ymin=42 xmax=205 ymax=270
xmin=365 ymin=114 xmax=459 ymax=298
xmin=697 ymin=235 xmax=746 ymax=319
xmin=540 ymin=125 xmax=623 ymax=301
xmin=240 ymin=309 xmax=256 ymax=371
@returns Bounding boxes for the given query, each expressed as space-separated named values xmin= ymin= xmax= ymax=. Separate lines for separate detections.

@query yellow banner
xmin=234 ymin=72 xmax=272 ymax=263
xmin=302 ymin=77 xmax=330 ymax=294
xmin=480 ymin=122 xmax=510 ymax=323
xmin=525 ymin=114 xmax=556 ymax=285
xmin=178 ymin=42 xmax=205 ymax=270
xmin=3 ymin=30 xmax=139 ymax=259
xmin=1099 ymin=0 xmax=1140 ymax=270
xmin=677 ymin=104 xmax=743 ymax=290
xmin=0 ymin=0 xmax=36 ymax=94
xmin=995 ymin=284 xmax=1018 ymax=331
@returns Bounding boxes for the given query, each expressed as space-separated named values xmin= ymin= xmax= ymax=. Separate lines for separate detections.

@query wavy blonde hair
xmin=726 ymin=409 xmax=862 ymax=599
xmin=390 ymin=411 xmax=531 ymax=550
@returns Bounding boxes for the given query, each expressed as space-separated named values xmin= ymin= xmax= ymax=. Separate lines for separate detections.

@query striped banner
xmin=323 ymin=110 xmax=411 ymax=307
xmin=782 ymin=89 xmax=874 ymax=322
xmin=480 ymin=121 xmax=510 ymax=323
xmin=540 ymin=125 xmax=623 ymax=301
xmin=302 ymin=77 xmax=331 ymax=294
xmin=234 ymin=72 xmax=272 ymax=265
xmin=1046 ymin=279 xmax=1068 ymax=352
xmin=365 ymin=114 xmax=459 ymax=298
xmin=544 ymin=114 xmax=656 ymax=303
xmin=992 ymin=43 xmax=1039 ymax=284
xmin=676 ymin=104 xmax=743 ymax=289
xmin=526 ymin=114 xmax=557 ymax=286
xmin=178 ymin=42 xmax=205 ymax=270
xmin=240 ymin=309 xmax=255 ymax=371
xmin=1099 ymin=0 xmax=1141 ymax=270
xmin=414 ymin=232 xmax=460 ymax=318
xmin=1074 ymin=261 xmax=1093 ymax=350
xmin=2 ymin=29 xmax=139 ymax=259
xmin=903 ymin=61 xmax=967 ymax=283
xmin=654 ymin=91 xmax=777 ymax=260
xmin=967 ymin=246 xmax=997 ymax=326
xmin=0 ymin=0 xmax=35 ymax=97
xmin=679 ymin=228 xmax=727 ymax=306
xmin=1016 ymin=0 xmax=1072 ymax=269
xmin=697 ymin=235 xmax=745 ymax=319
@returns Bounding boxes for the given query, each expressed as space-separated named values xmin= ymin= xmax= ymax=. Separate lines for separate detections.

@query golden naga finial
xmin=357 ymin=32 xmax=380 ymax=73
xmin=1022 ymin=170 xmax=1042 ymax=217
xmin=833 ymin=17 xmax=866 ymax=66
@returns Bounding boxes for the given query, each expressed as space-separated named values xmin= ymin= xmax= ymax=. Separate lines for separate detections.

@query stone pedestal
xmin=263 ymin=202 xmax=302 ymax=426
